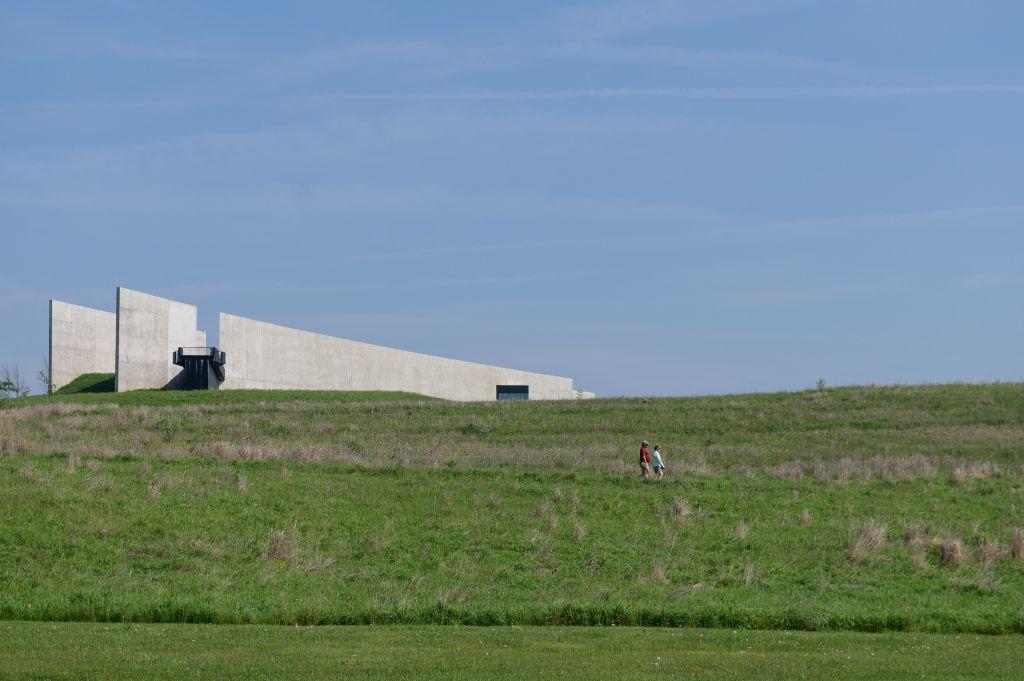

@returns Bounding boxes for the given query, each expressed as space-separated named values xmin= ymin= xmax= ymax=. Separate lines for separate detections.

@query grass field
xmin=4 ymin=381 xmax=1023 ymax=475
xmin=1 ymin=382 xmax=1023 ymax=678
xmin=2 ymin=382 xmax=1023 ymax=634
xmin=2 ymin=622 xmax=1020 ymax=680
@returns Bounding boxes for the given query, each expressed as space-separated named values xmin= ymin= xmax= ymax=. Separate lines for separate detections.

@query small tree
xmin=1 ymin=365 xmax=31 ymax=399
xmin=37 ymin=354 xmax=52 ymax=395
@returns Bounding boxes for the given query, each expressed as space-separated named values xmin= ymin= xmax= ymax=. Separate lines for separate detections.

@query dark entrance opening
xmin=496 ymin=385 xmax=529 ymax=401
xmin=172 ymin=347 xmax=226 ymax=390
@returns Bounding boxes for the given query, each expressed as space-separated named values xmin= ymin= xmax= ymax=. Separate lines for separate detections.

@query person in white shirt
xmin=651 ymin=444 xmax=666 ymax=479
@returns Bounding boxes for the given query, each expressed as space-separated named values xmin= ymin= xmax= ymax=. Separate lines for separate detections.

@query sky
xmin=1 ymin=0 xmax=1022 ymax=396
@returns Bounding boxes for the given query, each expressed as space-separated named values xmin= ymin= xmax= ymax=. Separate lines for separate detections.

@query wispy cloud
xmin=308 ymin=84 xmax=1024 ymax=103
xmin=560 ymin=0 xmax=822 ymax=40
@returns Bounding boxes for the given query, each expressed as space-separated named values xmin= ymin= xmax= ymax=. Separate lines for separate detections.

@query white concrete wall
xmin=219 ymin=312 xmax=584 ymax=401
xmin=49 ymin=300 xmax=116 ymax=391
xmin=115 ymin=288 xmax=206 ymax=392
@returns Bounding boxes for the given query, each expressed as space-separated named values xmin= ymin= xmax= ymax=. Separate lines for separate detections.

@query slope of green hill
xmin=53 ymin=372 xmax=116 ymax=394
xmin=0 ymin=382 xmax=1022 ymax=633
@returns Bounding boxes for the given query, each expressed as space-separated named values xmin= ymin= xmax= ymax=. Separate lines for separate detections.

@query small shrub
xmin=263 ymin=528 xmax=298 ymax=563
xmin=849 ymin=520 xmax=887 ymax=561
xmin=670 ymin=497 xmax=691 ymax=522
xmin=938 ymin=537 xmax=965 ymax=567
xmin=903 ymin=525 xmax=919 ymax=547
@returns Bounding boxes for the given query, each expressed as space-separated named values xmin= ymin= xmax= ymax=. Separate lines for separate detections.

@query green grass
xmin=2 ymin=381 xmax=1022 ymax=473
xmin=1 ymin=382 xmax=1023 ymax=639
xmin=1 ymin=622 xmax=1020 ymax=680
xmin=2 ymin=451 xmax=1022 ymax=633
xmin=53 ymin=372 xmax=115 ymax=394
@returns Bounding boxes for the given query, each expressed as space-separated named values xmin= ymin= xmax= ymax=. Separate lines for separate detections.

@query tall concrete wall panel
xmin=49 ymin=300 xmax=116 ymax=391
xmin=115 ymin=288 xmax=206 ymax=392
xmin=219 ymin=313 xmax=580 ymax=401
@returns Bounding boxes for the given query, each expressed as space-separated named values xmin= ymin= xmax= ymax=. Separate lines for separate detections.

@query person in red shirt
xmin=639 ymin=440 xmax=651 ymax=479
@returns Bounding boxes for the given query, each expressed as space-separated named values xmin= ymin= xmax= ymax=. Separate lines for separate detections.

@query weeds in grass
xmin=735 ymin=521 xmax=749 ymax=540
xmin=849 ymin=521 xmax=887 ymax=560
xmin=237 ymin=474 xmax=248 ymax=494
xmin=299 ymin=548 xmax=336 ymax=573
xmin=670 ymin=498 xmax=691 ymax=525
xmin=975 ymin=539 xmax=1002 ymax=570
xmin=262 ymin=527 xmax=298 ymax=563
xmin=571 ymin=519 xmax=586 ymax=542
xmin=799 ymin=509 xmax=812 ymax=525
xmin=743 ymin=562 xmax=758 ymax=586
xmin=535 ymin=499 xmax=551 ymax=518
xmin=938 ymin=538 xmax=965 ymax=567
xmin=66 ymin=453 xmax=78 ymax=474
xmin=547 ymin=515 xmax=559 ymax=533
xmin=651 ymin=561 xmax=668 ymax=584
xmin=488 ymin=492 xmax=501 ymax=509
xmin=1011 ymin=528 xmax=1023 ymax=561
xmin=146 ymin=474 xmax=173 ymax=500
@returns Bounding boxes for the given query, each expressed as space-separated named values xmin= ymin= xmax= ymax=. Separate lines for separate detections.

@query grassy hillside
xmin=53 ymin=372 xmax=115 ymax=394
xmin=3 ymin=623 xmax=1021 ymax=681
xmin=3 ymin=382 xmax=1022 ymax=474
xmin=1 ymin=383 xmax=1023 ymax=633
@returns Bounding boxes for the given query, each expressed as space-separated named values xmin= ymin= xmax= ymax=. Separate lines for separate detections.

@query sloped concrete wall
xmin=115 ymin=288 xmax=206 ymax=392
xmin=49 ymin=300 xmax=116 ymax=391
xmin=219 ymin=312 xmax=582 ymax=401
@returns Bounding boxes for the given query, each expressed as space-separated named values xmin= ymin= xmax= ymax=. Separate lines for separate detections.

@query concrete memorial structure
xmin=48 ymin=300 xmax=116 ymax=392
xmin=114 ymin=288 xmax=206 ymax=392
xmin=48 ymin=287 xmax=592 ymax=401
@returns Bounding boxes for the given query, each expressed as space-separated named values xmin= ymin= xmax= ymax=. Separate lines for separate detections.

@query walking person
xmin=639 ymin=440 xmax=651 ymax=479
xmin=651 ymin=444 xmax=666 ymax=479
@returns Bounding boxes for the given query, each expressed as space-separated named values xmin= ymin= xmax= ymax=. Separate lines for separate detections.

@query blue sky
xmin=2 ymin=0 xmax=1022 ymax=396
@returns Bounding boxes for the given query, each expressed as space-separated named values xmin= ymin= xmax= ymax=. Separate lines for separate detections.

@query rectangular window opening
xmin=496 ymin=385 xmax=529 ymax=401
